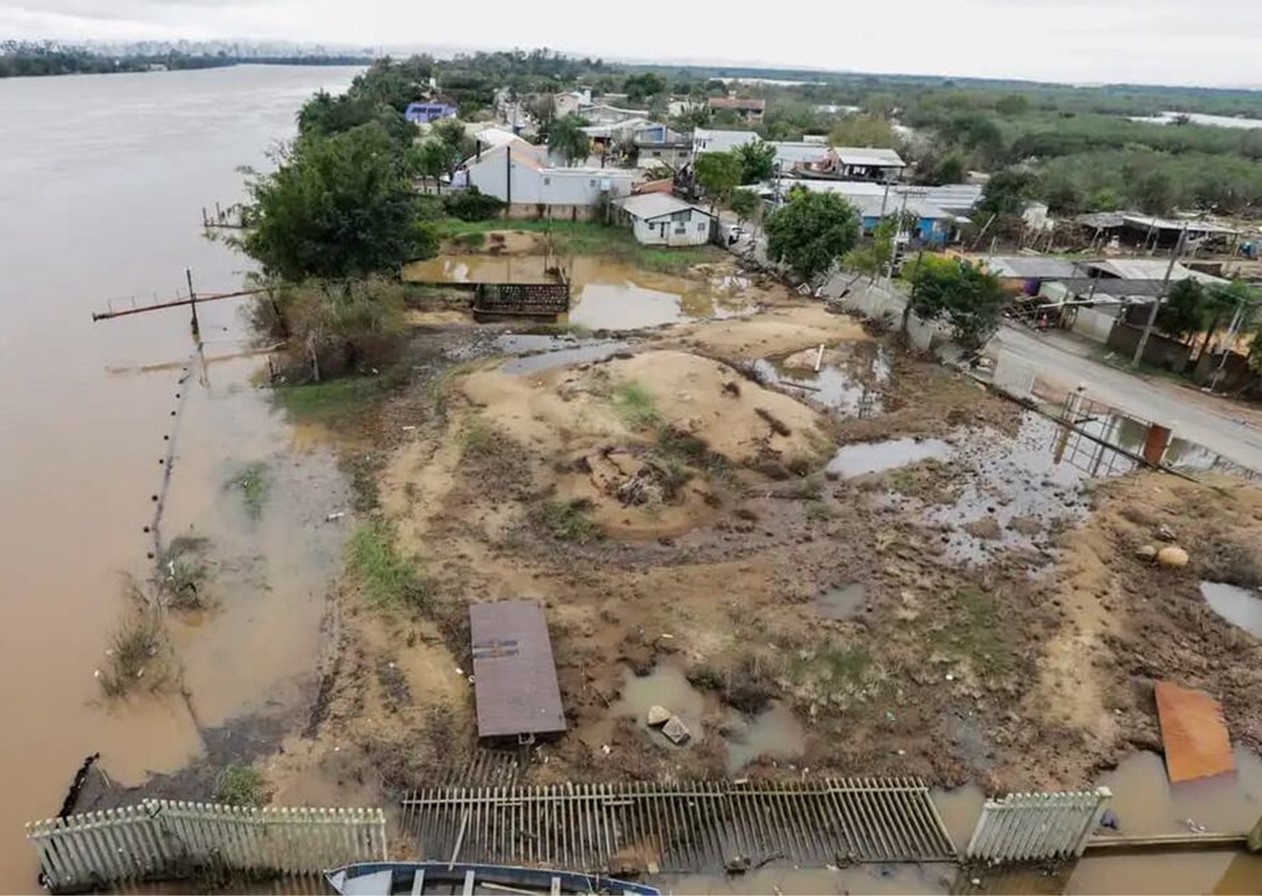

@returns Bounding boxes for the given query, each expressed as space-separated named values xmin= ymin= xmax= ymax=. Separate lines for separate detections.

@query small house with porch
xmin=615 ymin=193 xmax=715 ymax=246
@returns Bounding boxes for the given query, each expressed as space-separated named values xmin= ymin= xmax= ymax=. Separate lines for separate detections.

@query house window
xmin=674 ymin=224 xmax=687 ymax=234
xmin=670 ymin=210 xmax=690 ymax=222
xmin=543 ymin=177 xmax=551 ymax=185
xmin=589 ymin=179 xmax=597 ymax=187
xmin=697 ymin=222 xmax=707 ymax=232
xmin=651 ymin=150 xmax=661 ymax=157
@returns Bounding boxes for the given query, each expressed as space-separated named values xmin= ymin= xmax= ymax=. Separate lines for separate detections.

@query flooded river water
xmin=0 ymin=64 xmax=363 ymax=889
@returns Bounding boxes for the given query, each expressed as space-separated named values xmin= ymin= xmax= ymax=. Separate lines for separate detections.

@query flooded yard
xmin=405 ymin=252 xmax=755 ymax=329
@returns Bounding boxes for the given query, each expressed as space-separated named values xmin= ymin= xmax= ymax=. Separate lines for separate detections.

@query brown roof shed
xmin=469 ymin=599 xmax=567 ymax=740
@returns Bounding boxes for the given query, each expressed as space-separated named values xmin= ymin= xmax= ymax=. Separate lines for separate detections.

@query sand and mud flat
xmin=235 ymin=251 xmax=1262 ymax=817
xmin=73 ymin=243 xmax=1262 ymax=860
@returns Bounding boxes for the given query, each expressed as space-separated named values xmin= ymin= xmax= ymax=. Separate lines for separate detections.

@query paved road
xmin=990 ymin=324 xmax=1262 ymax=472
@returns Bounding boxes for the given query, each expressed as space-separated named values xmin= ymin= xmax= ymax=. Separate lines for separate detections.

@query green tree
xmin=431 ymin=118 xmax=475 ymax=163
xmin=413 ymin=140 xmax=459 ymax=193
xmin=239 ymin=123 xmax=436 ymax=281
xmin=729 ymin=188 xmax=760 ymax=229
xmin=995 ymin=94 xmax=1030 ymax=116
xmin=624 ymin=72 xmax=667 ymax=104
xmin=693 ymin=151 xmax=743 ymax=207
xmin=829 ymin=115 xmax=899 ymax=148
xmin=977 ymin=167 xmax=1039 ymax=219
xmin=734 ymin=141 xmax=777 ymax=184
xmin=548 ymin=114 xmax=592 ymax=165
xmin=906 ymin=256 xmax=1005 ymax=349
xmin=764 ymin=190 xmax=860 ymax=282
xmin=1156 ymin=279 xmax=1208 ymax=342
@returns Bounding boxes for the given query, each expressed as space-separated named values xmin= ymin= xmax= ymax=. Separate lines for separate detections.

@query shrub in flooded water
xmin=155 ymin=536 xmax=211 ymax=611
xmin=225 ymin=462 xmax=269 ymax=520
xmin=98 ymin=581 xmax=174 ymax=698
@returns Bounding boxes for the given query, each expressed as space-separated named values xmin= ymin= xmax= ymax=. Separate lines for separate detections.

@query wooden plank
xmin=1155 ymin=681 xmax=1234 ymax=783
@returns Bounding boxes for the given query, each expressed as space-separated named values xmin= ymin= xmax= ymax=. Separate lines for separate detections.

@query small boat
xmin=325 ymin=861 xmax=662 ymax=896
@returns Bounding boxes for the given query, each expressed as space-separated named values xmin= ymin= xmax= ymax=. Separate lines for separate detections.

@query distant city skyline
xmin=3 ymin=0 xmax=1261 ymax=88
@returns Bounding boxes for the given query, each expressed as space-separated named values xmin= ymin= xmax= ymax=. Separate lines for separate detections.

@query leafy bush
xmin=442 ymin=187 xmax=505 ymax=221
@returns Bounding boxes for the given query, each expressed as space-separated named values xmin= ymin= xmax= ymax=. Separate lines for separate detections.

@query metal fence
xmin=27 ymin=800 xmax=387 ymax=892
xmin=965 ymin=788 xmax=1111 ymax=864
xmin=401 ymin=777 xmax=957 ymax=873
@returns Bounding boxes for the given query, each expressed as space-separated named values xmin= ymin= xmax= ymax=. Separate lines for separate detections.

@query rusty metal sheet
xmin=469 ymin=599 xmax=566 ymax=739
xmin=1154 ymin=681 xmax=1234 ymax=783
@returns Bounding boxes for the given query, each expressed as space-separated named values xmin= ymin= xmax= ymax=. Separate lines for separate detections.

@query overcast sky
xmin=3 ymin=0 xmax=1261 ymax=87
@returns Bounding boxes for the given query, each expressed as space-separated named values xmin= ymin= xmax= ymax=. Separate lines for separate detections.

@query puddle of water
xmin=828 ymin=437 xmax=951 ymax=477
xmin=753 ymin=343 xmax=890 ymax=417
xmin=724 ymin=702 xmax=806 ymax=774
xmin=610 ymin=666 xmax=806 ymax=771
xmin=1068 ymin=852 xmax=1262 ymax=896
xmin=612 ymin=665 xmax=709 ymax=745
xmin=1097 ymin=749 xmax=1262 ymax=836
xmin=661 ymin=865 xmax=952 ymax=895
xmin=923 ymin=413 xmax=1099 ymax=563
xmin=817 ymin=582 xmax=867 ymax=619
xmin=500 ymin=340 xmax=630 ymax=375
xmin=406 ymin=254 xmax=754 ymax=330
xmin=931 ymin=782 xmax=986 ymax=852
xmin=1200 ymin=582 xmax=1262 ymax=638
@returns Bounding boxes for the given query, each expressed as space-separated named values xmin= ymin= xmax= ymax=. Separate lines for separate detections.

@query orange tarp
xmin=1154 ymin=681 xmax=1235 ymax=783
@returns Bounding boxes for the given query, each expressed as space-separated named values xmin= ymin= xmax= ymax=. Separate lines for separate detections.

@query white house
xmin=692 ymin=128 xmax=760 ymax=156
xmin=456 ymin=137 xmax=642 ymax=220
xmin=553 ymin=89 xmax=591 ymax=117
xmin=615 ymin=193 xmax=715 ymax=246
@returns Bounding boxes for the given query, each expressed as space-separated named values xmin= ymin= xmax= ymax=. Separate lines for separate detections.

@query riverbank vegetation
xmin=0 ymin=40 xmax=372 ymax=78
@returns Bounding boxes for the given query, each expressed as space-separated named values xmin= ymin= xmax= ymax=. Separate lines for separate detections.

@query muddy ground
xmin=251 ymin=251 xmax=1262 ymax=819
xmin=83 ymin=249 xmax=1262 ymax=829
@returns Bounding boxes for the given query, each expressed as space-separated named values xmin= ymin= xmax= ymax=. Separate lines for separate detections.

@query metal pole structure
xmin=1132 ymin=224 xmax=1187 ymax=368
xmin=185 ymin=268 xmax=200 ymax=340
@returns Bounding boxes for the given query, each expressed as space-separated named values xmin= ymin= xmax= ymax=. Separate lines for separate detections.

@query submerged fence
xmin=27 ymin=800 xmax=387 ymax=892
xmin=401 ymin=777 xmax=957 ymax=873
xmin=965 ymin=788 xmax=1110 ymax=864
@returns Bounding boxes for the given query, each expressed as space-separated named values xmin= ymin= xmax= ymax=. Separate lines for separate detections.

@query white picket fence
xmin=27 ymin=800 xmax=387 ymax=891
xmin=966 ymin=787 xmax=1111 ymax=864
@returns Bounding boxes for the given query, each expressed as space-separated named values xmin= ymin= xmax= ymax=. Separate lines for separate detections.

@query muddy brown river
xmin=0 ymin=64 xmax=363 ymax=890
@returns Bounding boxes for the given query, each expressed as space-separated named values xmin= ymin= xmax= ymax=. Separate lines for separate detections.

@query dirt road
xmin=990 ymin=324 xmax=1262 ymax=473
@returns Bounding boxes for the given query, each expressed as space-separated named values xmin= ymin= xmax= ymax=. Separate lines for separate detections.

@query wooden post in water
xmin=185 ymin=268 xmax=200 ymax=341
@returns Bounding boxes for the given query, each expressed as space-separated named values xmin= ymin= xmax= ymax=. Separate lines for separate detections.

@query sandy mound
xmin=674 ymin=304 xmax=870 ymax=360
xmin=461 ymin=349 xmax=828 ymax=468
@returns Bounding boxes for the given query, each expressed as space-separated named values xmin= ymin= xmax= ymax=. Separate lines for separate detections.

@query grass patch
xmin=433 ymin=219 xmax=721 ymax=275
xmin=533 ymin=499 xmax=602 ymax=544
xmin=460 ymin=418 xmax=496 ymax=458
xmin=347 ymin=518 xmax=430 ymax=610
xmin=613 ymin=380 xmax=661 ymax=429
xmin=214 ymin=764 xmax=268 ymax=807
xmin=930 ymin=588 xmax=1016 ymax=679
xmin=226 ymin=461 xmax=269 ymax=520
xmin=274 ymin=367 xmax=406 ymax=420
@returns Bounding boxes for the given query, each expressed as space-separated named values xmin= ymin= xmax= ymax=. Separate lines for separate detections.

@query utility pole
xmin=1132 ymin=224 xmax=1187 ymax=368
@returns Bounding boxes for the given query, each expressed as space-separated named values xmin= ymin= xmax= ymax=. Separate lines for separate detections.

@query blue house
xmin=405 ymin=102 xmax=458 ymax=124
xmin=852 ymin=195 xmax=959 ymax=246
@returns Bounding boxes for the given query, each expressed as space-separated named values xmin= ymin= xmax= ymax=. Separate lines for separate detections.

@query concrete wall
xmin=1070 ymin=307 xmax=1117 ymax=344
xmin=631 ymin=210 xmax=710 ymax=246
xmin=1194 ymin=350 xmax=1253 ymax=390
xmin=466 ymin=152 xmax=638 ymax=208
xmin=1107 ymin=322 xmax=1193 ymax=372
xmin=503 ymin=203 xmax=599 ymax=222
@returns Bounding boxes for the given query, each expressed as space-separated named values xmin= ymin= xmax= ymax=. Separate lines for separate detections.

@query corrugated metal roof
xmin=616 ymin=193 xmax=710 ymax=220
xmin=772 ymin=142 xmax=833 ymax=165
xmin=984 ymin=256 xmax=1082 ymax=280
xmin=834 ymin=147 xmax=906 ymax=167
xmin=1083 ymin=259 xmax=1227 ymax=284
xmin=470 ymin=600 xmax=566 ymax=739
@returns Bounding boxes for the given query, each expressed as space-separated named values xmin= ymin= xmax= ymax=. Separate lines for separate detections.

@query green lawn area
xmin=434 ymin=218 xmax=724 ymax=275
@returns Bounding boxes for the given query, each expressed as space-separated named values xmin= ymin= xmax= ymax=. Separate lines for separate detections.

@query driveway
xmin=990 ymin=324 xmax=1262 ymax=472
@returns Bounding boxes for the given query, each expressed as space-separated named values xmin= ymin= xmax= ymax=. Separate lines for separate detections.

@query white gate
xmin=966 ymin=787 xmax=1110 ymax=864
xmin=27 ymin=799 xmax=387 ymax=892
